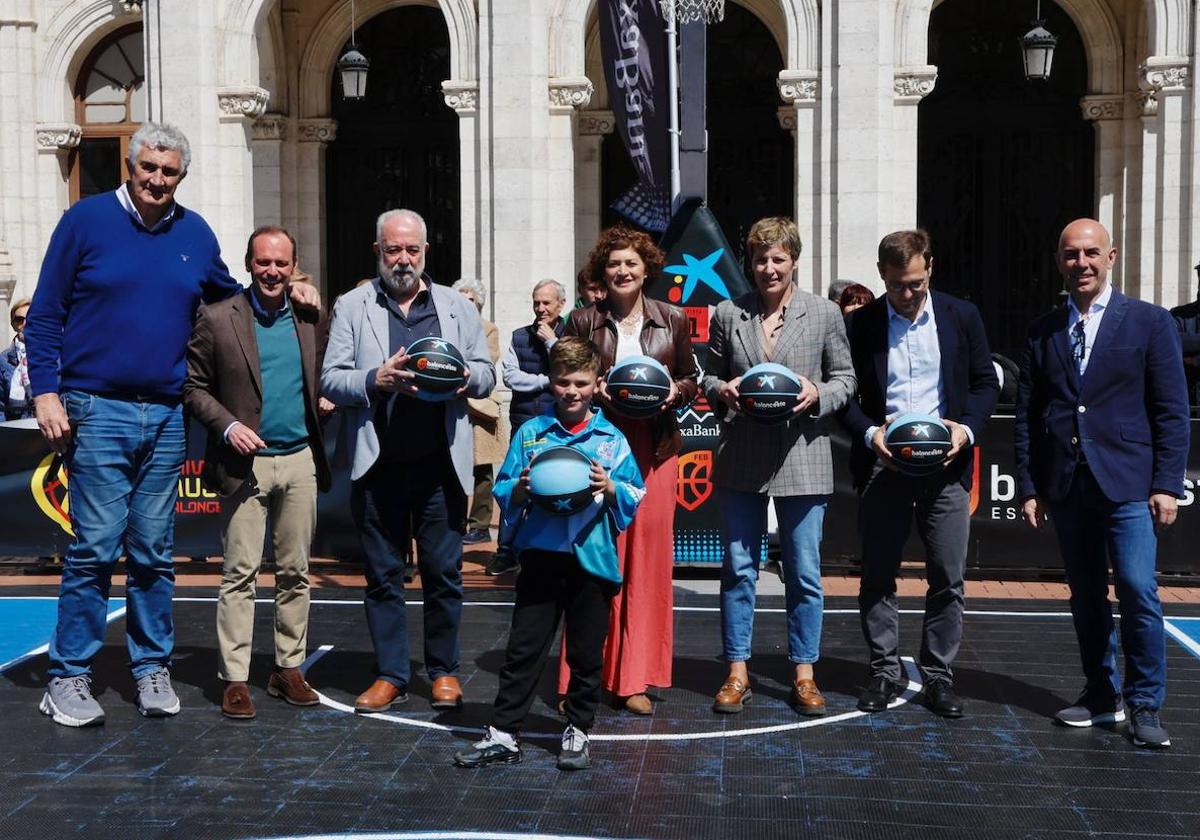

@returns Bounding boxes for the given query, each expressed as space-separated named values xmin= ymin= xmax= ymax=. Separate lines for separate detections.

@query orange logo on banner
xmin=677 ymin=450 xmax=713 ymax=511
xmin=31 ymin=453 xmax=73 ymax=536
xmin=969 ymin=448 xmax=981 ymax=514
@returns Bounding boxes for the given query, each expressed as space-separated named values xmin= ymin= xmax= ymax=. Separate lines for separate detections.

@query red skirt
xmin=559 ymin=417 xmax=676 ymax=696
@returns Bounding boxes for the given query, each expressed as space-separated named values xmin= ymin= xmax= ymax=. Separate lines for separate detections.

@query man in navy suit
xmin=1015 ymin=219 xmax=1188 ymax=749
xmin=844 ymin=230 xmax=999 ymax=718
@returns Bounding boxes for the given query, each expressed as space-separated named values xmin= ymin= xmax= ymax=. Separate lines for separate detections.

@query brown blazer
xmin=565 ymin=295 xmax=699 ymax=459
xmin=184 ymin=290 xmax=331 ymax=497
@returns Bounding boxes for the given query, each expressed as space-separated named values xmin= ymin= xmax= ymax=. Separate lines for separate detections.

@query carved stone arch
xmin=895 ymin=0 xmax=1124 ymax=95
xmin=40 ymin=1 xmax=139 ymax=123
xmin=1144 ymin=0 xmax=1192 ymax=59
xmin=299 ymin=0 xmax=477 ymax=118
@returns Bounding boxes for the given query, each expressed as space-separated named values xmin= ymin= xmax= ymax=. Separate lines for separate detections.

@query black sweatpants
xmin=492 ymin=549 xmax=616 ymax=734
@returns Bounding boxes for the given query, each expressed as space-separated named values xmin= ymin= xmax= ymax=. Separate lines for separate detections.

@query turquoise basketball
xmin=738 ymin=362 xmax=803 ymax=423
xmin=528 ymin=446 xmax=596 ymax=516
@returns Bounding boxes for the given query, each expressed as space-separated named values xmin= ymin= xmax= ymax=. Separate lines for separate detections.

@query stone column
xmin=0 ymin=12 xmax=40 ymax=299
xmin=1080 ymin=95 xmax=1125 ymax=290
xmin=0 ymin=249 xmax=14 ymax=346
xmin=778 ymin=71 xmax=822 ymax=295
xmin=575 ymin=110 xmax=613 ymax=272
xmin=891 ymin=66 xmax=937 ymax=235
xmin=443 ymin=81 xmax=481 ymax=287
xmin=296 ymin=119 xmax=337 ymax=297
xmin=251 ymin=114 xmax=288 ymax=229
xmin=548 ymin=76 xmax=593 ymax=290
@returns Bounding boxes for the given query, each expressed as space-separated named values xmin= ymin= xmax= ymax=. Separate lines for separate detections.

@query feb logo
xmin=31 ymin=453 xmax=73 ymax=536
xmin=676 ymin=450 xmax=713 ymax=512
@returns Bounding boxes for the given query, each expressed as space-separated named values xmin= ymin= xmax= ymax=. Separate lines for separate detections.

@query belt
xmin=92 ymin=390 xmax=182 ymax=407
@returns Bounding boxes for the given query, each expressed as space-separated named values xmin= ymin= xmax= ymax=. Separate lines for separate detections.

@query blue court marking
xmin=1164 ymin=617 xmax=1200 ymax=662
xmin=0 ymin=597 xmax=126 ymax=674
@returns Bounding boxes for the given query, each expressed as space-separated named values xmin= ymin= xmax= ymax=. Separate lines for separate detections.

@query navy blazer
xmin=1014 ymin=289 xmax=1189 ymax=505
xmin=842 ymin=292 xmax=999 ymax=491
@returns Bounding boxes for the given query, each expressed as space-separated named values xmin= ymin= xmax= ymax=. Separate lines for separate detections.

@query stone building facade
xmin=0 ymin=0 xmax=1197 ymax=354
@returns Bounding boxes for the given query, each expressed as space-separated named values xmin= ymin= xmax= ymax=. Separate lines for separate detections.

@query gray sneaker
xmin=557 ymin=724 xmax=591 ymax=771
xmin=1129 ymin=707 xmax=1171 ymax=749
xmin=40 ymin=676 xmax=105 ymax=727
xmin=135 ymin=668 xmax=181 ymax=717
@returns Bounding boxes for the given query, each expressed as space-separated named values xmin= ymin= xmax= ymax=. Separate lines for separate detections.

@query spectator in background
xmin=1169 ymin=260 xmax=1200 ymax=408
xmin=454 ymin=278 xmax=507 ymax=545
xmin=493 ymin=278 xmax=568 ymax=575
xmin=827 ymin=279 xmax=854 ymax=304
xmin=576 ymin=269 xmax=608 ymax=308
xmin=1 ymin=297 xmax=33 ymax=421
xmin=837 ymin=283 xmax=875 ymax=316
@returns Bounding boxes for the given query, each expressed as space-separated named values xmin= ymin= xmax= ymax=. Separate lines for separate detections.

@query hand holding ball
xmin=527 ymin=446 xmax=598 ymax=516
xmin=403 ymin=336 xmax=468 ymax=401
xmin=884 ymin=413 xmax=953 ymax=476
xmin=737 ymin=363 xmax=803 ymax=424
xmin=606 ymin=355 xmax=673 ymax=419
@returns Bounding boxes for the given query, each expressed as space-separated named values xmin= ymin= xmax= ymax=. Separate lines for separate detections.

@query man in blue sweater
xmin=26 ymin=122 xmax=319 ymax=728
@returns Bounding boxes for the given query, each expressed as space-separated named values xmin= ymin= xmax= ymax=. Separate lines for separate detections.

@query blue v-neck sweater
xmin=26 ymin=191 xmax=241 ymax=400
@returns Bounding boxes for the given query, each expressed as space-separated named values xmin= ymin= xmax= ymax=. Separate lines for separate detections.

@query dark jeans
xmin=493 ymin=550 xmax=616 ymax=734
xmin=350 ymin=456 xmax=466 ymax=688
xmin=1049 ymin=466 xmax=1166 ymax=711
xmin=857 ymin=466 xmax=969 ymax=683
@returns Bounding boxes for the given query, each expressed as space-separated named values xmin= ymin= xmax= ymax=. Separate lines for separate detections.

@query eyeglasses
xmin=1071 ymin=319 xmax=1087 ymax=363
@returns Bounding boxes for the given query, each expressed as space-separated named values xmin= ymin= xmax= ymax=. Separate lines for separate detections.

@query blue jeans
xmin=49 ymin=392 xmax=185 ymax=680
xmin=719 ymin=489 xmax=827 ymax=664
xmin=1049 ymin=466 xmax=1166 ymax=711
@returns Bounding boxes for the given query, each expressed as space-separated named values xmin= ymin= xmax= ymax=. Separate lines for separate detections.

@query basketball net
xmin=659 ymin=0 xmax=725 ymax=25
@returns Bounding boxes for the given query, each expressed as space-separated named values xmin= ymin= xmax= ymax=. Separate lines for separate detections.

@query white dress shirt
xmin=1067 ymin=282 xmax=1112 ymax=376
xmin=116 ymin=182 xmax=176 ymax=232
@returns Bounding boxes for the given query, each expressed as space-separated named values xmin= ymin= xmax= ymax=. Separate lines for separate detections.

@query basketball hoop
xmin=660 ymin=0 xmax=725 ymax=25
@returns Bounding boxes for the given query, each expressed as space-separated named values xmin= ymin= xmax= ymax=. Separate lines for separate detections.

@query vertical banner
xmin=649 ymin=199 xmax=753 ymax=563
xmin=599 ymin=0 xmax=673 ymax=231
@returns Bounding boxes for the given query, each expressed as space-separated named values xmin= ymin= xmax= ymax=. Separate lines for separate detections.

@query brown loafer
xmin=791 ymin=678 xmax=826 ymax=717
xmin=713 ymin=677 xmax=752 ymax=714
xmin=221 ymin=681 xmax=256 ymax=720
xmin=430 ymin=675 xmax=463 ymax=709
xmin=354 ymin=679 xmax=408 ymax=712
xmin=623 ymin=693 xmax=653 ymax=715
xmin=267 ymin=667 xmax=320 ymax=707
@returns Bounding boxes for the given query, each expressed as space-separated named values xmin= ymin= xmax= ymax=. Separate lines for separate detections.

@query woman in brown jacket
xmin=557 ymin=225 xmax=699 ymax=714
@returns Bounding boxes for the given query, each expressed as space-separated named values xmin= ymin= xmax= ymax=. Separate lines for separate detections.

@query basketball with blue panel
xmin=404 ymin=336 xmax=467 ymax=401
xmin=885 ymin=412 xmax=952 ymax=476
xmin=607 ymin=355 xmax=673 ymax=418
xmin=528 ymin=446 xmax=596 ymax=515
xmin=737 ymin=362 xmax=803 ymax=423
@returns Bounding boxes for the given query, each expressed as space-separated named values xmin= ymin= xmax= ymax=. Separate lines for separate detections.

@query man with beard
xmin=321 ymin=209 xmax=495 ymax=712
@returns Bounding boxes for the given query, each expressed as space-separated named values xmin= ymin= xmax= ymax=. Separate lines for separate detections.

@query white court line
xmin=1164 ymin=619 xmax=1200 ymax=661
xmin=0 ymin=605 xmax=127 ymax=674
xmin=251 ymin=832 xmax=651 ymax=840
xmin=301 ymin=645 xmax=923 ymax=743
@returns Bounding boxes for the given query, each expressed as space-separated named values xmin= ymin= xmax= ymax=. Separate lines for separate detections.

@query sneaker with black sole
xmin=557 ymin=724 xmax=590 ymax=771
xmin=1129 ymin=707 xmax=1171 ymax=749
xmin=135 ymin=667 xmax=181 ymax=717
xmin=1054 ymin=692 xmax=1126 ymax=727
xmin=485 ymin=550 xmax=519 ymax=577
xmin=40 ymin=676 xmax=105 ymax=727
xmin=454 ymin=726 xmax=522 ymax=768
xmin=462 ymin=528 xmax=492 ymax=545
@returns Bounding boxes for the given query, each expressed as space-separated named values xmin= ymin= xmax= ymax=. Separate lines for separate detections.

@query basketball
xmin=737 ymin=362 xmax=803 ymax=423
xmin=607 ymin=355 xmax=673 ymax=418
xmin=885 ymin=413 xmax=953 ymax=476
xmin=527 ymin=446 xmax=596 ymax=516
xmin=404 ymin=336 xmax=467 ymax=401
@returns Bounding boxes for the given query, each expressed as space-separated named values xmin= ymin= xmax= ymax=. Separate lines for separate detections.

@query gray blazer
xmin=701 ymin=287 xmax=856 ymax=496
xmin=320 ymin=279 xmax=496 ymax=494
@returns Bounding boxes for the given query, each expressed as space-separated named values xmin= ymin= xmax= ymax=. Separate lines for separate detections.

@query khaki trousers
xmin=217 ymin=447 xmax=317 ymax=682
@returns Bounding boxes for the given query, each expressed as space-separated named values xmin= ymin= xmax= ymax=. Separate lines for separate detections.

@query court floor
xmin=0 ymin=587 xmax=1197 ymax=840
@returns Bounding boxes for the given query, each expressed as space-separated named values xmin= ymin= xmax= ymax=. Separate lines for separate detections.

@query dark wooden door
xmin=919 ymin=0 xmax=1093 ymax=360
xmin=328 ymin=7 xmax=459 ymax=301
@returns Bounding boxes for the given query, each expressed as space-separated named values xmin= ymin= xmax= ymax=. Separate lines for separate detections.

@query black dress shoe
xmin=857 ymin=675 xmax=903 ymax=712
xmin=924 ymin=679 xmax=964 ymax=718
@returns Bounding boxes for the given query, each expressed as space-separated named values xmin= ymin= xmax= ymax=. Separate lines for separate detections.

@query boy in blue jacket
xmin=454 ymin=337 xmax=644 ymax=771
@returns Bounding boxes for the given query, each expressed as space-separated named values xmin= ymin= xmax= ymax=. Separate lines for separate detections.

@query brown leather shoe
xmin=791 ymin=678 xmax=826 ymax=717
xmin=430 ymin=675 xmax=463 ymax=709
xmin=221 ymin=681 xmax=256 ymax=720
xmin=623 ymin=693 xmax=653 ymax=715
xmin=267 ymin=668 xmax=319 ymax=707
xmin=713 ymin=676 xmax=752 ymax=714
xmin=354 ymin=679 xmax=408 ymax=712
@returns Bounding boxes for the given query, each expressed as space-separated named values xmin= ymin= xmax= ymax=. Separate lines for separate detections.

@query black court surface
xmin=1 ymin=587 xmax=1198 ymax=840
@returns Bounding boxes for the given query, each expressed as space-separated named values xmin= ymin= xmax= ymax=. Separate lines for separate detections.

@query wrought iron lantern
xmin=337 ymin=0 xmax=369 ymax=100
xmin=1020 ymin=0 xmax=1058 ymax=81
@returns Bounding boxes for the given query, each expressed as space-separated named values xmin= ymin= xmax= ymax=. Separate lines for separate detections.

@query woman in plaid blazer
xmin=701 ymin=217 xmax=856 ymax=716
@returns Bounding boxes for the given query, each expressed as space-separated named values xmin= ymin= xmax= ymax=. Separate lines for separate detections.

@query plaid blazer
xmin=701 ymin=287 xmax=856 ymax=496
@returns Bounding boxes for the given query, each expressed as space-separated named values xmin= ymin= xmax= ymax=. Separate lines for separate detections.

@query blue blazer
xmin=1014 ymin=289 xmax=1189 ymax=504
xmin=842 ymin=292 xmax=998 ymax=491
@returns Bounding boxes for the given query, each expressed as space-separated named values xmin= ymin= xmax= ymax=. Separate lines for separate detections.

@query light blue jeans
xmin=48 ymin=391 xmax=185 ymax=679
xmin=719 ymin=488 xmax=827 ymax=664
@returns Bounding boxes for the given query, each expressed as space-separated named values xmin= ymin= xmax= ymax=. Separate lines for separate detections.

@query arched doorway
xmin=326 ymin=6 xmax=460 ymax=301
xmin=918 ymin=0 xmax=1093 ymax=359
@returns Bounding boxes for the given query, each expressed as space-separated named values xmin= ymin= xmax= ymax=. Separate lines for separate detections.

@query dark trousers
xmin=857 ymin=466 xmax=969 ymax=683
xmin=351 ymin=456 xmax=466 ymax=688
xmin=493 ymin=550 xmax=616 ymax=734
xmin=1049 ymin=466 xmax=1166 ymax=710
xmin=467 ymin=464 xmax=494 ymax=531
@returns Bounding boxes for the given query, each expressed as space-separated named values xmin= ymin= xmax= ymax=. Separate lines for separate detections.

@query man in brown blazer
xmin=184 ymin=226 xmax=330 ymax=720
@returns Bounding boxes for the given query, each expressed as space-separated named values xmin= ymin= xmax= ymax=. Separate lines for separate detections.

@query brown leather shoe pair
xmin=267 ymin=668 xmax=320 ymax=706
xmin=431 ymin=675 xmax=463 ymax=709
xmin=355 ymin=679 xmax=409 ymax=712
xmin=222 ymin=682 xmax=256 ymax=720
xmin=791 ymin=678 xmax=826 ymax=716
xmin=713 ymin=676 xmax=752 ymax=714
